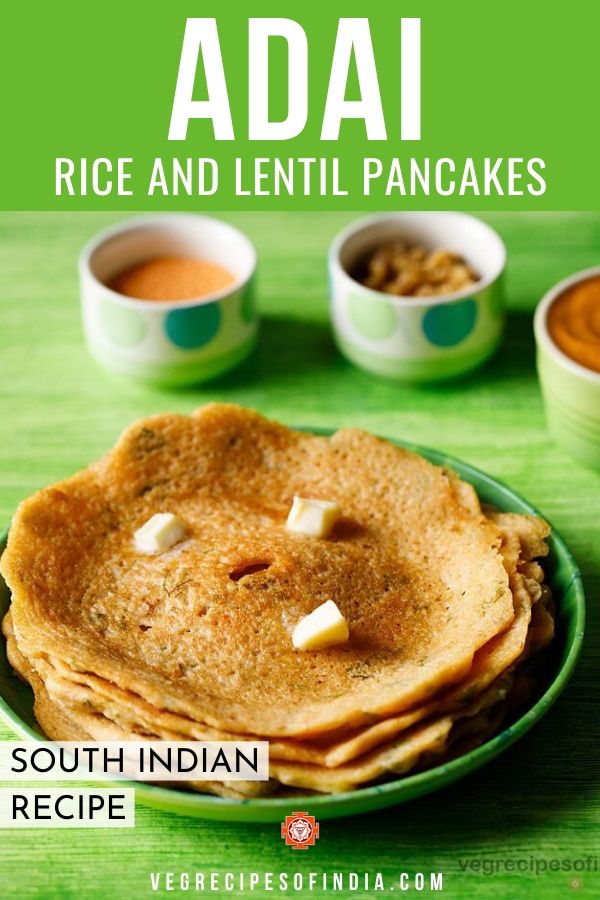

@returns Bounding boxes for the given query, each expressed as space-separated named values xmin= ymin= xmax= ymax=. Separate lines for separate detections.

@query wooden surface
xmin=0 ymin=212 xmax=598 ymax=899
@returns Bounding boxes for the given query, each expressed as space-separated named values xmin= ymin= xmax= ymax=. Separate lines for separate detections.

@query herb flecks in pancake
xmin=0 ymin=405 xmax=553 ymax=795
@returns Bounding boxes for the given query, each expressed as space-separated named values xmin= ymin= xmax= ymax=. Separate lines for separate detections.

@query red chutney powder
xmin=109 ymin=256 xmax=235 ymax=302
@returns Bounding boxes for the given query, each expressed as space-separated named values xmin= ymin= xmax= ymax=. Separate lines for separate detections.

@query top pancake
xmin=1 ymin=404 xmax=514 ymax=737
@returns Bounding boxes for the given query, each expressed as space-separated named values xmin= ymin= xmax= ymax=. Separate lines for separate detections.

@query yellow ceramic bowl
xmin=534 ymin=266 xmax=600 ymax=471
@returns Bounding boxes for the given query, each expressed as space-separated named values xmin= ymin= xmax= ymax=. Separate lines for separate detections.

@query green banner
xmin=3 ymin=0 xmax=599 ymax=210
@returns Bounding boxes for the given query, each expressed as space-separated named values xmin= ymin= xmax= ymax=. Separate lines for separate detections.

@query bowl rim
xmin=0 ymin=435 xmax=585 ymax=818
xmin=534 ymin=264 xmax=600 ymax=385
xmin=78 ymin=213 xmax=258 ymax=312
xmin=328 ymin=212 xmax=507 ymax=308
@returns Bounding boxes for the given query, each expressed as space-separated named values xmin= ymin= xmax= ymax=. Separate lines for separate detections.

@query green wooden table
xmin=0 ymin=212 xmax=598 ymax=899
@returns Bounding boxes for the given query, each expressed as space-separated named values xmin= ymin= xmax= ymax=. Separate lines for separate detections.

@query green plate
xmin=0 ymin=435 xmax=585 ymax=822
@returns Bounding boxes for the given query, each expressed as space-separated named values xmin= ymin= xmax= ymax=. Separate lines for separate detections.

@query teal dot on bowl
xmin=422 ymin=299 xmax=477 ymax=347
xmin=348 ymin=294 xmax=396 ymax=341
xmin=99 ymin=300 xmax=146 ymax=346
xmin=165 ymin=303 xmax=221 ymax=350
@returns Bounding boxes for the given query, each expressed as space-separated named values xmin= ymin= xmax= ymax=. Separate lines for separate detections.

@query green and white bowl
xmin=534 ymin=266 xmax=600 ymax=471
xmin=329 ymin=212 xmax=506 ymax=382
xmin=79 ymin=214 xmax=258 ymax=386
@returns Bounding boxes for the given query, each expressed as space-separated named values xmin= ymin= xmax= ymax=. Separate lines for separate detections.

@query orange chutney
xmin=547 ymin=275 xmax=600 ymax=374
xmin=109 ymin=256 xmax=235 ymax=302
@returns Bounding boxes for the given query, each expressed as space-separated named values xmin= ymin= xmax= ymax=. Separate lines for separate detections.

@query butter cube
xmin=286 ymin=496 xmax=341 ymax=538
xmin=134 ymin=512 xmax=186 ymax=554
xmin=292 ymin=600 xmax=349 ymax=651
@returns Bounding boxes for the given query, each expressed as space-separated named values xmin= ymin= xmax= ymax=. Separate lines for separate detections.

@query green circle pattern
xmin=99 ymin=300 xmax=146 ymax=347
xmin=348 ymin=293 xmax=396 ymax=341
xmin=165 ymin=303 xmax=221 ymax=350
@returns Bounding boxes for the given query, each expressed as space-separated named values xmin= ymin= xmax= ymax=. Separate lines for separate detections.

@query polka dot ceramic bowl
xmin=79 ymin=214 xmax=257 ymax=386
xmin=329 ymin=212 xmax=506 ymax=382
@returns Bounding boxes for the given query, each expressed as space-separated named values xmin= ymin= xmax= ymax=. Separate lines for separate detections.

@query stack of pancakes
xmin=1 ymin=405 xmax=555 ymax=796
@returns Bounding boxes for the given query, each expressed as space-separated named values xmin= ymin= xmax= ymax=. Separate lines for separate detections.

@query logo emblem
xmin=281 ymin=811 xmax=320 ymax=850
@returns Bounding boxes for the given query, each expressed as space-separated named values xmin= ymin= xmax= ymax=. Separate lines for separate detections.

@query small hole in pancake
xmin=139 ymin=624 xmax=152 ymax=632
xmin=229 ymin=561 xmax=271 ymax=582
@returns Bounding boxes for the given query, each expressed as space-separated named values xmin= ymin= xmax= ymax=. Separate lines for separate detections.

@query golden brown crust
xmin=2 ymin=404 xmax=515 ymax=737
xmin=0 ymin=406 xmax=554 ymax=795
xmin=25 ymin=508 xmax=543 ymax=771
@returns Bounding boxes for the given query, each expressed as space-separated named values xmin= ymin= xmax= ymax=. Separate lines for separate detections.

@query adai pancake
xmin=16 ymin=508 xmax=548 ymax=768
xmin=30 ymin=680 xmax=268 ymax=800
xmin=4 ymin=536 xmax=553 ymax=789
xmin=1 ymin=620 xmax=271 ymax=800
xmin=24 ymin=649 xmax=523 ymax=797
xmin=2 ymin=512 xmax=553 ymax=797
xmin=267 ymin=676 xmax=514 ymax=793
xmin=1 ymin=404 xmax=515 ymax=738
